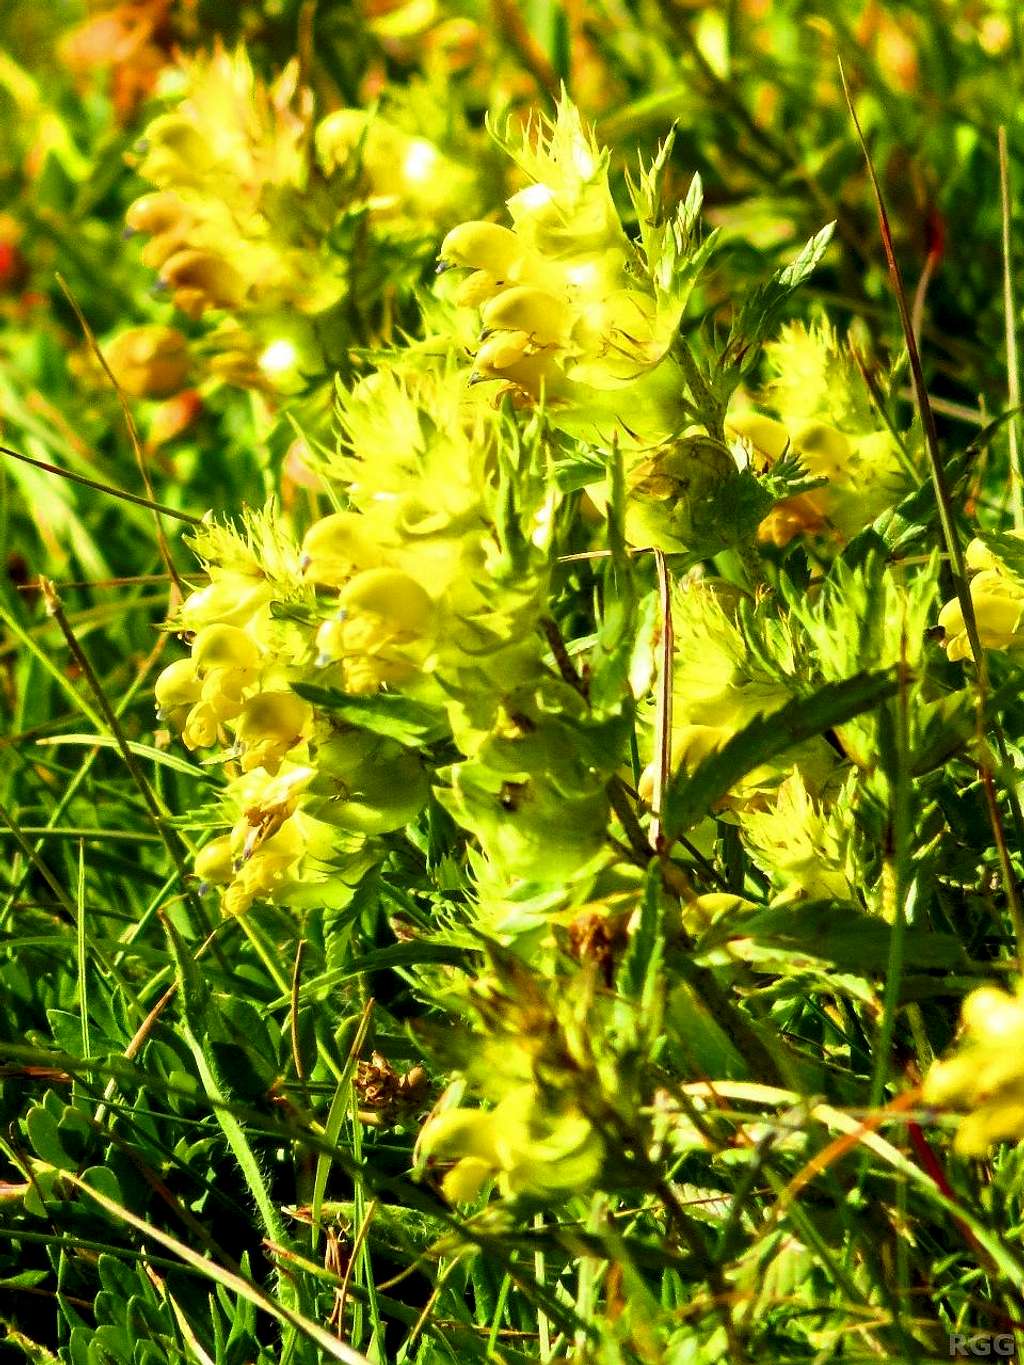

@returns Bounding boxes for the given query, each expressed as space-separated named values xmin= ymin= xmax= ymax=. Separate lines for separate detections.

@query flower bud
xmin=438 ymin=221 xmax=523 ymax=275
xmin=104 ymin=326 xmax=190 ymax=399
xmin=159 ymin=249 xmax=247 ymax=316
xmin=193 ymin=624 xmax=262 ymax=677
xmin=194 ymin=835 xmax=235 ymax=886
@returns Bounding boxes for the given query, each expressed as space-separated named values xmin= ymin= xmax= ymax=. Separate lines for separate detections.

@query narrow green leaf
xmin=663 ymin=669 xmax=897 ymax=837
xmin=291 ymin=684 xmax=449 ymax=745
xmin=36 ymin=734 xmax=212 ymax=780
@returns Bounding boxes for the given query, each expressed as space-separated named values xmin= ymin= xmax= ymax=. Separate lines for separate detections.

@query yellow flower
xmin=924 ymin=982 xmax=1024 ymax=1155
xmin=315 ymin=568 xmax=435 ymax=693
xmin=232 ymin=690 xmax=313 ymax=774
xmin=127 ymin=45 xmax=342 ymax=322
xmin=938 ymin=568 xmax=1024 ymax=661
xmin=300 ymin=512 xmax=385 ymax=588
xmin=154 ymin=657 xmax=202 ymax=730
xmin=418 ymin=1085 xmax=602 ymax=1203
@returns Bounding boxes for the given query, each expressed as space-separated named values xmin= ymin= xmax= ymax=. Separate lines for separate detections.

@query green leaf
xmin=34 ymin=734 xmax=212 ymax=780
xmin=663 ymin=670 xmax=898 ymax=837
xmin=975 ymin=529 xmax=1024 ymax=578
xmin=700 ymin=899 xmax=967 ymax=974
xmin=25 ymin=1104 xmax=71 ymax=1171
xmin=275 ymin=940 xmax=472 ymax=1007
xmin=292 ymin=684 xmax=449 ymax=745
xmin=618 ymin=863 xmax=664 ymax=1002
xmin=726 ymin=221 xmax=835 ymax=369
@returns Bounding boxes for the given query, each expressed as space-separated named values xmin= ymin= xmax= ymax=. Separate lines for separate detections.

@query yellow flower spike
xmin=125 ymin=45 xmax=342 ymax=342
xmin=104 ymin=326 xmax=190 ymax=399
xmin=232 ymin=691 xmax=313 ymax=773
xmin=439 ymin=100 xmax=697 ymax=443
xmin=193 ymin=835 xmax=235 ymax=886
xmin=300 ymin=512 xmax=385 ymax=587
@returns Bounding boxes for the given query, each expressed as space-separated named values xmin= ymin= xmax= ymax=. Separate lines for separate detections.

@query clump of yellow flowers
xmin=126 ymin=44 xmax=484 ymax=392
xmin=924 ymin=982 xmax=1024 ymax=1155
xmin=150 ymin=96 xmax=896 ymax=930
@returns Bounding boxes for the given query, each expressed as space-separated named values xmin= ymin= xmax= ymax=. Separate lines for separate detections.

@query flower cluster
xmin=154 ymin=362 xmax=577 ymax=916
xmin=729 ymin=319 xmax=917 ymax=546
xmin=125 ymin=45 xmax=484 ymax=394
xmin=437 ymin=101 xmax=698 ymax=447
